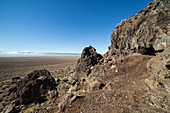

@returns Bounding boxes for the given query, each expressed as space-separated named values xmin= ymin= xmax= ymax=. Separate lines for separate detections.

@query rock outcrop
xmin=1 ymin=69 xmax=58 ymax=113
xmin=75 ymin=46 xmax=103 ymax=78
xmin=145 ymin=47 xmax=170 ymax=111
xmin=105 ymin=0 xmax=170 ymax=58
xmin=13 ymin=69 xmax=57 ymax=105
xmin=146 ymin=47 xmax=170 ymax=91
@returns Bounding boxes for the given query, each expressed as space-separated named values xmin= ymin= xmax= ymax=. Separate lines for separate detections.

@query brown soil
xmin=64 ymin=55 xmax=157 ymax=113
xmin=1 ymin=54 xmax=168 ymax=113
xmin=0 ymin=56 xmax=79 ymax=82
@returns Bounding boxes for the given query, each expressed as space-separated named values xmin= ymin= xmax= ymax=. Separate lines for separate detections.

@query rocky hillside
xmin=104 ymin=0 xmax=170 ymax=58
xmin=1 ymin=0 xmax=169 ymax=113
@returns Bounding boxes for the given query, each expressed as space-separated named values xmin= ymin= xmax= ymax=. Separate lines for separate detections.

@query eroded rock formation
xmin=105 ymin=0 xmax=170 ymax=58
xmin=10 ymin=69 xmax=57 ymax=105
xmin=145 ymin=47 xmax=170 ymax=110
xmin=75 ymin=46 xmax=103 ymax=78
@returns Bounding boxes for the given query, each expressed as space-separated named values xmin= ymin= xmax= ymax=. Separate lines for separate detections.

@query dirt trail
xmin=64 ymin=55 xmax=156 ymax=113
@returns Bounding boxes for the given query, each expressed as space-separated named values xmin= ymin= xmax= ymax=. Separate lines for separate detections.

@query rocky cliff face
xmin=105 ymin=0 xmax=170 ymax=58
xmin=145 ymin=47 xmax=170 ymax=110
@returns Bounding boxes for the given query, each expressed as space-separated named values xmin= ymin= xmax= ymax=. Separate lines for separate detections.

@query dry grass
xmin=0 ymin=56 xmax=80 ymax=81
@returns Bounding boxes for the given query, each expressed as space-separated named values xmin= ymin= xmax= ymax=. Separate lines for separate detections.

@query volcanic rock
xmin=105 ymin=0 xmax=170 ymax=58
xmin=75 ymin=46 xmax=103 ymax=78
xmin=145 ymin=47 xmax=170 ymax=110
xmin=103 ymin=82 xmax=115 ymax=91
xmin=58 ymin=93 xmax=84 ymax=112
xmin=146 ymin=47 xmax=170 ymax=88
xmin=2 ymin=105 xmax=18 ymax=113
xmin=89 ymin=79 xmax=105 ymax=91
xmin=15 ymin=69 xmax=57 ymax=105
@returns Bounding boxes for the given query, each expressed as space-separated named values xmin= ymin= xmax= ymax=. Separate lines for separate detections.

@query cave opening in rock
xmin=139 ymin=45 xmax=164 ymax=56
xmin=143 ymin=46 xmax=156 ymax=55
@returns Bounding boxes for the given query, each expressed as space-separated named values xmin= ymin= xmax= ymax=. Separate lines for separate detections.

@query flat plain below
xmin=0 ymin=56 xmax=80 ymax=82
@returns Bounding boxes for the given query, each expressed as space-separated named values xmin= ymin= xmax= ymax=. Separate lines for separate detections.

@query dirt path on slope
xmin=64 ymin=55 xmax=159 ymax=113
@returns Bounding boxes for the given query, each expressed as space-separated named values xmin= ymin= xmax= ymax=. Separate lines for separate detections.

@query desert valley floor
xmin=0 ymin=56 xmax=80 ymax=82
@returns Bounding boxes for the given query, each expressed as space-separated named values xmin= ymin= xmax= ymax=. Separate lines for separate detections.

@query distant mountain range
xmin=0 ymin=51 xmax=81 ymax=57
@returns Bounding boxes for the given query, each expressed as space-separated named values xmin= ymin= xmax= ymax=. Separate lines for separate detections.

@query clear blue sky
xmin=0 ymin=0 xmax=153 ymax=55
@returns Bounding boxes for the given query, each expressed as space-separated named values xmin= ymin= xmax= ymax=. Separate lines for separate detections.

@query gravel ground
xmin=0 ymin=56 xmax=80 ymax=81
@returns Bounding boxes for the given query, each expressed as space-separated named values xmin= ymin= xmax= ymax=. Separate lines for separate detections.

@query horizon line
xmin=0 ymin=51 xmax=105 ymax=57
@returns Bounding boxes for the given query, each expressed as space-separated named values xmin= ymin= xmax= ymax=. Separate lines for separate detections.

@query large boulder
xmin=105 ymin=0 xmax=170 ymax=58
xmin=15 ymin=69 xmax=57 ymax=105
xmin=75 ymin=46 xmax=103 ymax=78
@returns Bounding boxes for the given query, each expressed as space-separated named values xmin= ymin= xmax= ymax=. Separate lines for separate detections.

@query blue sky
xmin=0 ymin=0 xmax=153 ymax=56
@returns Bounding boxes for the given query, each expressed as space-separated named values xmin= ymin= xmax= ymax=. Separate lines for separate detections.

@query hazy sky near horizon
xmin=0 ymin=0 xmax=153 ymax=55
